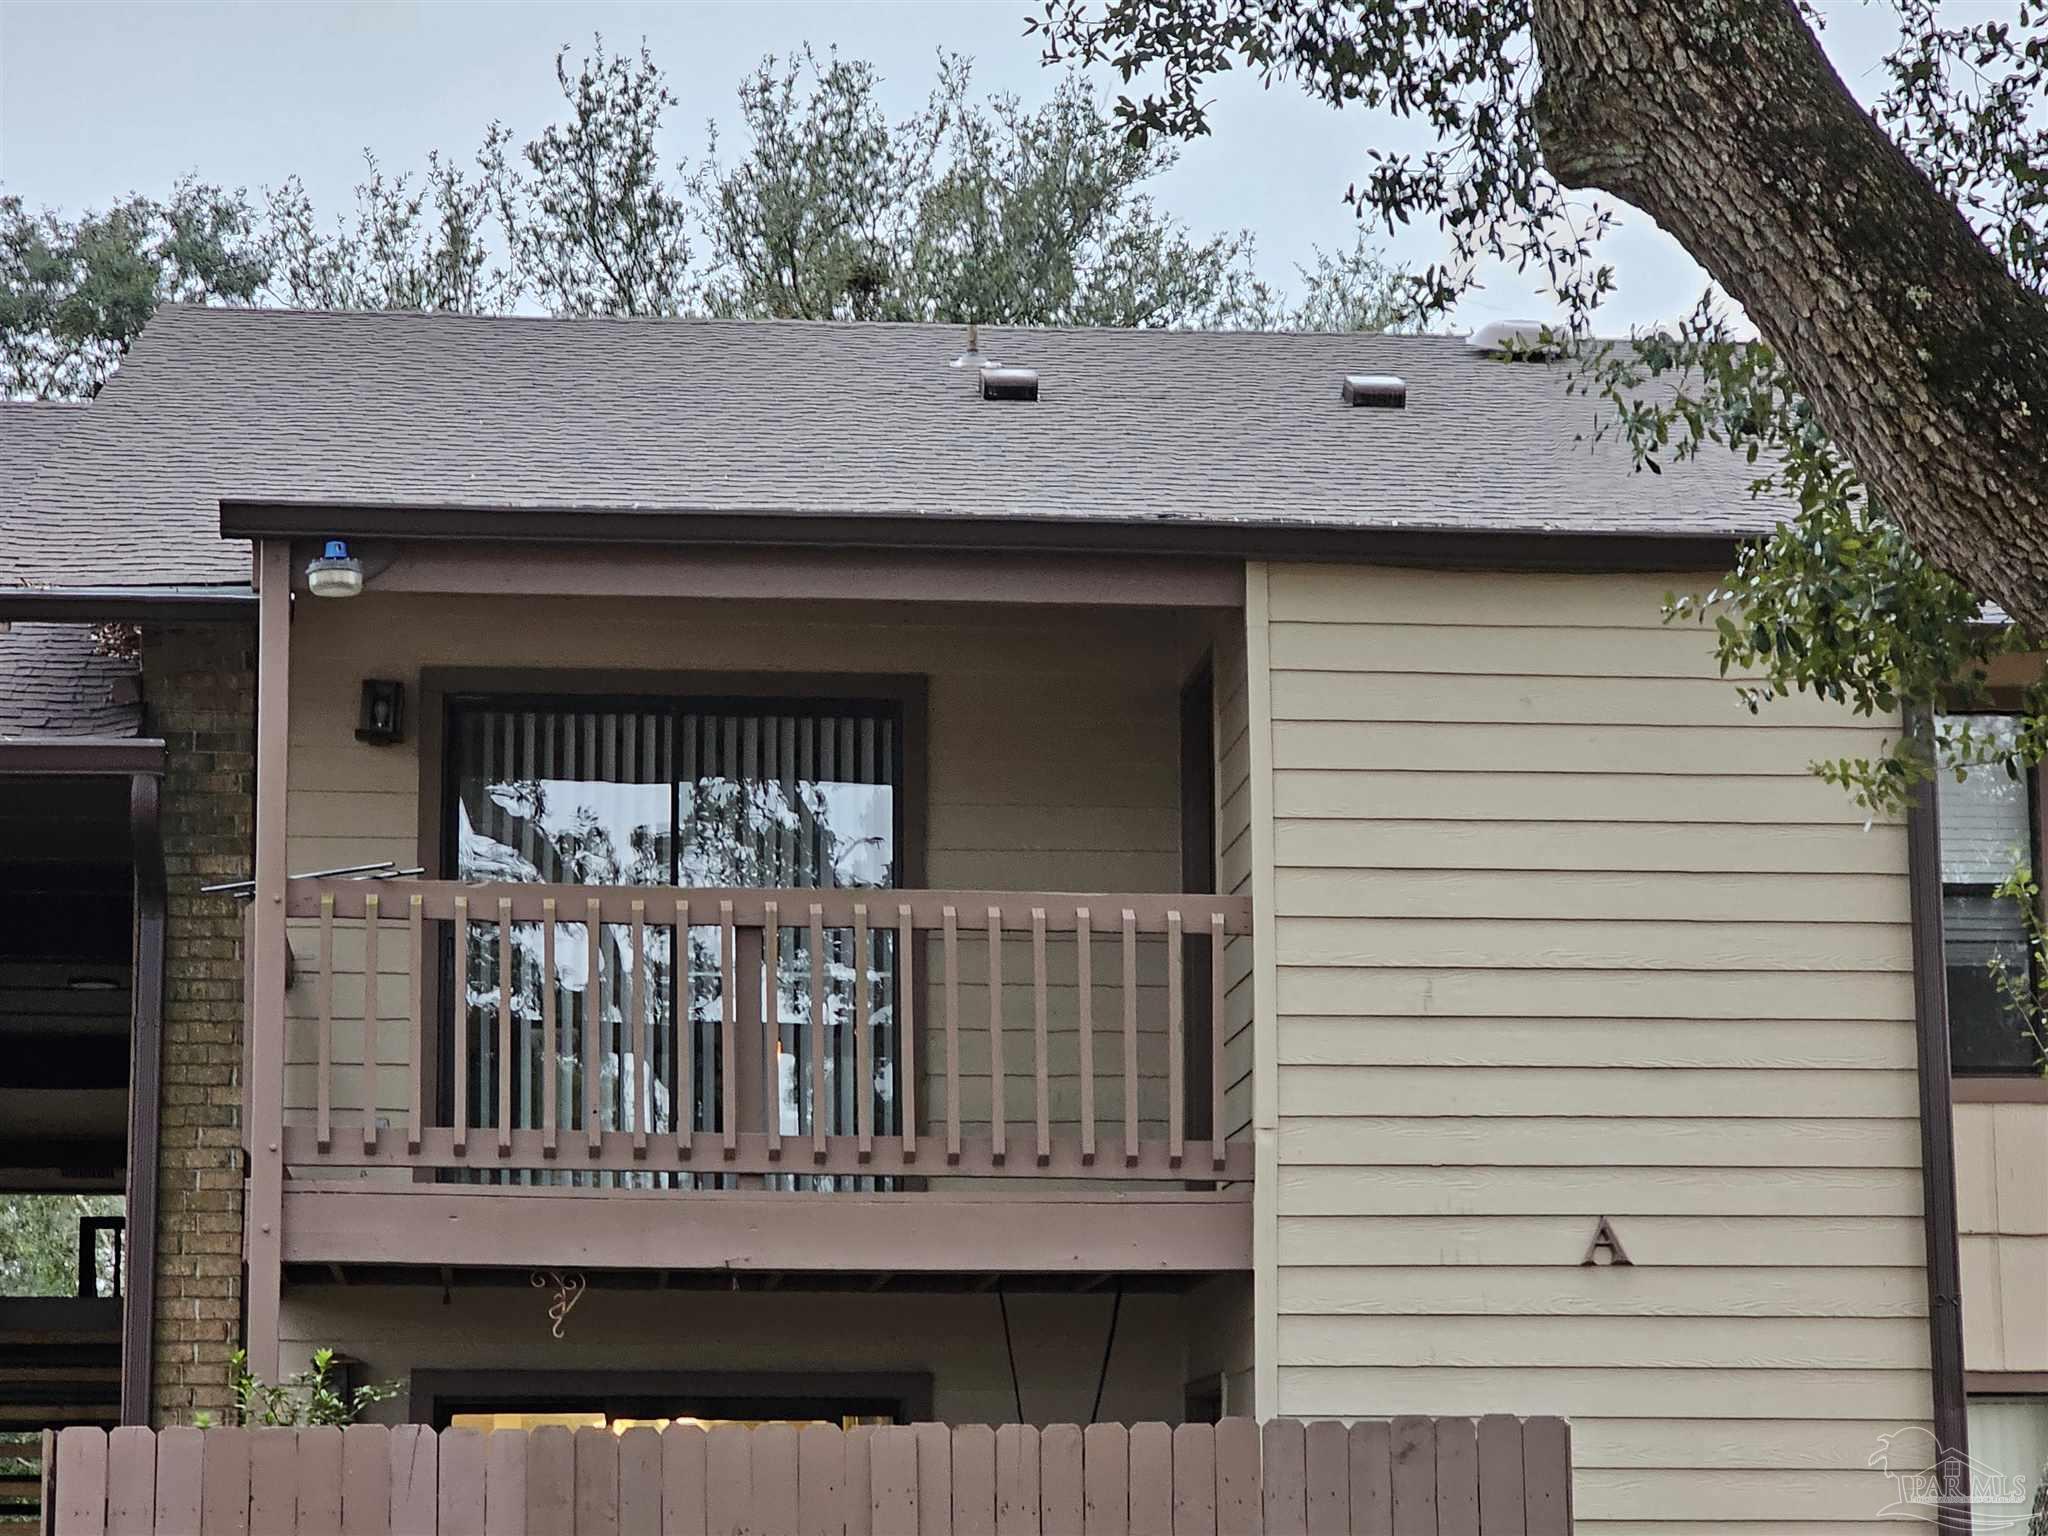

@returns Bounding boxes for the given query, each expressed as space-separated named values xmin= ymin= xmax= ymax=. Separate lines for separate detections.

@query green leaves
xmin=227 ymin=1346 xmax=401 ymax=1427
xmin=1 ymin=179 xmax=264 ymax=397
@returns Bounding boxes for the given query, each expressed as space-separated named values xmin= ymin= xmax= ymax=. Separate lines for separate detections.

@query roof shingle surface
xmin=0 ymin=405 xmax=142 ymax=737
xmin=5 ymin=305 xmax=1778 ymax=587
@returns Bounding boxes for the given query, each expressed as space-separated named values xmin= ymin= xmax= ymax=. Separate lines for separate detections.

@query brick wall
xmin=143 ymin=625 xmax=255 ymax=1426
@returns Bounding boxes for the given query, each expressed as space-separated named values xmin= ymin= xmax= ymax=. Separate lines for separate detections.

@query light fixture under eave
xmin=307 ymin=539 xmax=364 ymax=598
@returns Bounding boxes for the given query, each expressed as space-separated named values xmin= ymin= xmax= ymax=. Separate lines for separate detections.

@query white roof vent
xmin=981 ymin=365 xmax=1039 ymax=402
xmin=1342 ymin=374 xmax=1406 ymax=409
xmin=1467 ymin=320 xmax=1559 ymax=357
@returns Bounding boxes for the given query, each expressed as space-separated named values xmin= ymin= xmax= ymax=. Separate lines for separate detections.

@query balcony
xmin=266 ymin=876 xmax=1253 ymax=1279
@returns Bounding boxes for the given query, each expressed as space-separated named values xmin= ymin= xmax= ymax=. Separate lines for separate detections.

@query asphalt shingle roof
xmin=1 ymin=305 xmax=1778 ymax=588
xmin=0 ymin=621 xmax=141 ymax=739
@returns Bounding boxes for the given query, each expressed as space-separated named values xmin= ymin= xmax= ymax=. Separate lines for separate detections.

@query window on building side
xmin=1936 ymin=714 xmax=2041 ymax=1074
xmin=1965 ymin=1396 xmax=2048 ymax=1531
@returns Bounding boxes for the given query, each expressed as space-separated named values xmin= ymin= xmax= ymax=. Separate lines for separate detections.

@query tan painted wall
xmin=1956 ymin=1101 xmax=2048 ymax=1372
xmin=278 ymin=592 xmax=1232 ymax=1157
xmin=280 ymin=1283 xmax=1188 ymax=1427
xmin=1249 ymin=563 xmax=1930 ymax=1530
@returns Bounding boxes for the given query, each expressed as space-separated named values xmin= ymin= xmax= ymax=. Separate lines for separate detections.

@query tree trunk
xmin=1530 ymin=0 xmax=2048 ymax=637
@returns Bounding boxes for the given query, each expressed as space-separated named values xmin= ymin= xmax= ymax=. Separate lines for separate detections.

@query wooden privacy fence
xmin=46 ymin=1416 xmax=1570 ymax=1535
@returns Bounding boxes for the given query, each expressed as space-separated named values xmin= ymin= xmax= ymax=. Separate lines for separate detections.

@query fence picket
xmin=436 ymin=1429 xmax=485 ymax=1536
xmin=1041 ymin=1425 xmax=1083 ymax=1536
xmin=658 ymin=1425 xmax=706 ymax=1536
xmin=1261 ymin=1420 xmax=1304 ymax=1536
xmin=389 ymin=1426 xmax=437 ymax=1536
xmin=950 ymin=1425 xmax=995 ymax=1536
xmin=1387 ymin=1419 xmax=1433 ymax=1536
xmin=870 ymin=1427 xmax=918 ymax=1536
xmin=618 ymin=1428 xmax=661 ymax=1536
xmin=199 ymin=1427 xmax=249 ymax=1536
xmin=992 ymin=1424 xmax=1039 ymax=1536
xmin=1170 ymin=1424 xmax=1216 ymax=1536
xmin=1433 ymin=1419 xmax=1477 ymax=1536
xmin=1213 ymin=1420 xmax=1259 ymax=1536
xmin=341 ymin=1425 xmax=390 ymax=1536
xmin=843 ymin=1426 xmax=874 ymax=1536
xmin=1474 ymin=1418 xmax=1524 ymax=1536
xmin=749 ymin=1424 xmax=797 ymax=1536
xmin=524 ymin=1429 xmax=572 ymax=1536
xmin=574 ymin=1427 xmax=620 ymax=1536
xmin=152 ymin=1429 xmax=203 ymax=1535
xmin=298 ymin=1426 xmax=344 ymax=1536
xmin=1345 ymin=1424 xmax=1389 ymax=1536
xmin=54 ymin=1427 xmax=107 ymax=1536
xmin=912 ymin=1424 xmax=950 ymax=1536
xmin=1520 ymin=1420 xmax=1571 ymax=1536
xmin=705 ymin=1424 xmax=747 ymax=1536
xmin=1083 ymin=1422 xmax=1129 ymax=1536
xmin=482 ymin=1426 xmax=525 ymax=1536
xmin=1127 ymin=1422 xmax=1170 ymax=1536
xmin=106 ymin=1427 xmax=155 ymax=1536
xmin=1302 ymin=1423 xmax=1348 ymax=1536
xmin=797 ymin=1424 xmax=844 ymax=1536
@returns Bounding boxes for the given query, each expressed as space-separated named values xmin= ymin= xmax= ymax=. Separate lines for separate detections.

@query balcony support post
xmin=733 ymin=927 xmax=767 ymax=1189
xmin=245 ymin=539 xmax=292 ymax=1383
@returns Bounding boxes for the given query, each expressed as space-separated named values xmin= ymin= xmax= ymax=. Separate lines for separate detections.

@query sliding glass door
xmin=445 ymin=694 xmax=904 ymax=1187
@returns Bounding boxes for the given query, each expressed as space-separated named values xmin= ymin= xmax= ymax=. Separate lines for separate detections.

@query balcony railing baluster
xmin=280 ymin=878 xmax=1253 ymax=1188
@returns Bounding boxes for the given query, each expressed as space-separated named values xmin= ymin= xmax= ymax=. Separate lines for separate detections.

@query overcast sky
xmin=0 ymin=0 xmax=1914 ymax=332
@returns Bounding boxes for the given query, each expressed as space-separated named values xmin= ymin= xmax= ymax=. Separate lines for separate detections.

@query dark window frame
xmin=415 ymin=668 xmax=930 ymax=1145
xmin=1934 ymin=710 xmax=2045 ymax=1078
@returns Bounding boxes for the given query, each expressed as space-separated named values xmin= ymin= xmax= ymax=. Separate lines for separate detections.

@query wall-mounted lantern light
xmin=356 ymin=679 xmax=405 ymax=745
xmin=307 ymin=539 xmax=365 ymax=598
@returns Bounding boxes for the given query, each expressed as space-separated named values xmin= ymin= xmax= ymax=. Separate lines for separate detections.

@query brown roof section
xmin=6 ymin=305 xmax=1779 ymax=586
xmin=0 ymin=622 xmax=141 ymax=738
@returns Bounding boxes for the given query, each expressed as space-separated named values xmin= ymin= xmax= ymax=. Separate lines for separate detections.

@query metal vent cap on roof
xmin=1467 ymin=320 xmax=1559 ymax=356
xmin=981 ymin=365 xmax=1039 ymax=402
xmin=1342 ymin=374 xmax=1406 ymax=409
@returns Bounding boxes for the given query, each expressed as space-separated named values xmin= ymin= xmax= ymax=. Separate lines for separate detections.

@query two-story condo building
xmin=3 ymin=306 xmax=2044 ymax=1532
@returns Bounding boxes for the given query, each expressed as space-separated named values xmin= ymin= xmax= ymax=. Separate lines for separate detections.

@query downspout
xmin=1904 ymin=711 xmax=1969 ymax=1523
xmin=122 ymin=772 xmax=166 ymax=1426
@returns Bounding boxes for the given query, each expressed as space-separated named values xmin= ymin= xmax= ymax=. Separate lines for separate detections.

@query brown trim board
xmin=1967 ymin=1372 xmax=2048 ymax=1394
xmin=223 ymin=499 xmax=1747 ymax=573
xmin=122 ymin=774 xmax=165 ymax=1425
xmin=1906 ymin=729 xmax=1971 ymax=1481
xmin=280 ymin=1187 xmax=1252 ymax=1273
xmin=1953 ymin=1076 xmax=2048 ymax=1103
xmin=0 ymin=587 xmax=254 ymax=622
xmin=0 ymin=738 xmax=165 ymax=777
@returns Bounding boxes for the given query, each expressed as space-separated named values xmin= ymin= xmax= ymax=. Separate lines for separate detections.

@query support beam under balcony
xmin=278 ymin=1186 xmax=1251 ymax=1275
xmin=245 ymin=540 xmax=292 ymax=1383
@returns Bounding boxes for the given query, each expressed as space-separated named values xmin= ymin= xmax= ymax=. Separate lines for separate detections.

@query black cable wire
xmin=997 ymin=1279 xmax=1024 ymax=1424
xmin=1089 ymin=1278 xmax=1125 ymax=1424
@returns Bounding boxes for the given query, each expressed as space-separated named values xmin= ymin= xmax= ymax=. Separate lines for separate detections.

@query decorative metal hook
xmin=530 ymin=1269 xmax=587 ymax=1338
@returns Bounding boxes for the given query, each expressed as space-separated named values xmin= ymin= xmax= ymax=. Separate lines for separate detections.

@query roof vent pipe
xmin=951 ymin=322 xmax=988 ymax=370
xmin=1342 ymin=374 xmax=1406 ymax=409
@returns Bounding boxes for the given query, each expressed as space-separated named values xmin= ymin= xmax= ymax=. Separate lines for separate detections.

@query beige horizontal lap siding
xmin=282 ymin=593 xmax=1194 ymax=1162
xmin=1260 ymin=564 xmax=1928 ymax=1531
xmin=1954 ymin=1101 xmax=2048 ymax=1371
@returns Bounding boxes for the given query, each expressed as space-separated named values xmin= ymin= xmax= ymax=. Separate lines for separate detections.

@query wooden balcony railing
xmin=274 ymin=879 xmax=1253 ymax=1186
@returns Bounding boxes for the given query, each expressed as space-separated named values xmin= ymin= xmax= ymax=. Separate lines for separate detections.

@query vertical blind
xmin=448 ymin=698 xmax=901 ymax=1187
